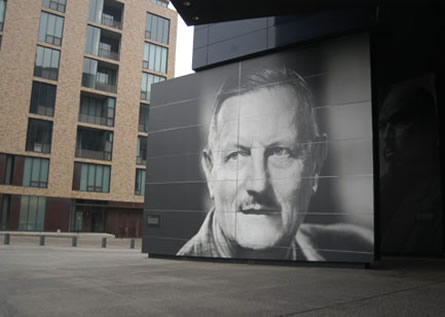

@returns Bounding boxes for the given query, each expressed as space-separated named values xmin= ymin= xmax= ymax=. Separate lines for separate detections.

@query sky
xmin=169 ymin=3 xmax=195 ymax=78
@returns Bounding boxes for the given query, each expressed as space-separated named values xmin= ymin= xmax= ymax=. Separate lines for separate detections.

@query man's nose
xmin=381 ymin=123 xmax=393 ymax=141
xmin=245 ymin=151 xmax=268 ymax=194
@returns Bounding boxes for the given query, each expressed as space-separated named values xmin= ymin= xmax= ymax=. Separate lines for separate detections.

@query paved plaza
xmin=1 ymin=244 xmax=445 ymax=317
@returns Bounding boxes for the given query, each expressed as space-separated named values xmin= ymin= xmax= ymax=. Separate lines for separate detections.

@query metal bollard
xmin=72 ymin=236 xmax=77 ymax=247
xmin=101 ymin=237 xmax=107 ymax=248
xmin=40 ymin=235 xmax=45 ymax=246
xmin=130 ymin=239 xmax=135 ymax=249
xmin=4 ymin=233 xmax=10 ymax=245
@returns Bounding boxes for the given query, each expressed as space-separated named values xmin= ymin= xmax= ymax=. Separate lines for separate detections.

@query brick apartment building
xmin=0 ymin=0 xmax=177 ymax=237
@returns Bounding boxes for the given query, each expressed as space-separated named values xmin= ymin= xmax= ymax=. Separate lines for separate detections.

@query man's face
xmin=204 ymin=85 xmax=316 ymax=250
xmin=379 ymin=89 xmax=436 ymax=175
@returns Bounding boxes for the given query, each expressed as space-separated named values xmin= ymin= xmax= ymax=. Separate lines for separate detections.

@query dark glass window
xmin=82 ymin=57 xmax=118 ymax=93
xmin=38 ymin=11 xmax=64 ymax=46
xmin=150 ymin=0 xmax=168 ymax=7
xmin=34 ymin=46 xmax=60 ymax=81
xmin=18 ymin=195 xmax=46 ymax=231
xmin=0 ymin=0 xmax=7 ymax=32
xmin=26 ymin=119 xmax=53 ymax=153
xmin=135 ymin=168 xmax=146 ymax=195
xmin=22 ymin=157 xmax=49 ymax=188
xmin=139 ymin=103 xmax=149 ymax=132
xmin=136 ymin=136 xmax=147 ymax=165
xmin=141 ymin=72 xmax=165 ymax=101
xmin=88 ymin=0 xmax=123 ymax=30
xmin=30 ymin=81 xmax=57 ymax=116
xmin=85 ymin=25 xmax=120 ymax=61
xmin=76 ymin=127 xmax=113 ymax=161
xmin=79 ymin=92 xmax=115 ymax=127
xmin=143 ymin=42 xmax=167 ymax=73
xmin=0 ymin=194 xmax=11 ymax=231
xmin=3 ymin=154 xmax=14 ymax=185
xmin=42 ymin=0 xmax=66 ymax=13
xmin=145 ymin=13 xmax=170 ymax=44
xmin=75 ymin=162 xmax=110 ymax=193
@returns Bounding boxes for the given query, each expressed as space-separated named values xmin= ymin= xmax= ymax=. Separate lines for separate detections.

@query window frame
xmin=30 ymin=81 xmax=57 ymax=117
xmin=18 ymin=195 xmax=46 ymax=231
xmin=135 ymin=168 xmax=146 ymax=195
xmin=34 ymin=45 xmax=61 ymax=81
xmin=38 ymin=11 xmax=64 ymax=46
xmin=145 ymin=12 xmax=170 ymax=44
xmin=75 ymin=162 xmax=111 ymax=193
xmin=26 ymin=118 xmax=53 ymax=154
xmin=22 ymin=157 xmax=49 ymax=188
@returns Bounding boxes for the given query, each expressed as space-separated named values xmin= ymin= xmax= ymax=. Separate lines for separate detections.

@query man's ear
xmin=311 ymin=134 xmax=328 ymax=193
xmin=202 ymin=149 xmax=214 ymax=199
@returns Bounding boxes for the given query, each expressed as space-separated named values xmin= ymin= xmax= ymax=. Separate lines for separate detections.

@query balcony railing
xmin=76 ymin=148 xmax=111 ymax=161
xmin=27 ymin=143 xmax=51 ymax=154
xmin=101 ymin=15 xmax=122 ymax=30
xmin=45 ymin=34 xmax=62 ymax=46
xmin=136 ymin=156 xmax=146 ymax=165
xmin=34 ymin=105 xmax=54 ymax=117
xmin=98 ymin=47 xmax=119 ymax=61
xmin=45 ymin=0 xmax=66 ymax=13
xmin=79 ymin=113 xmax=113 ymax=127
xmin=95 ymin=81 xmax=117 ymax=93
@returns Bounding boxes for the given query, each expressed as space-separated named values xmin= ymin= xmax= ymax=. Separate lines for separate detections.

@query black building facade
xmin=143 ymin=5 xmax=445 ymax=263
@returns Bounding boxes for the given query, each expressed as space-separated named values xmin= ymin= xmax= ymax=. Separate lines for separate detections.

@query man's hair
xmin=207 ymin=67 xmax=325 ymax=167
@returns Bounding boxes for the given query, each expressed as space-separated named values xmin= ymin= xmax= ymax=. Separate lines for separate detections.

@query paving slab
xmin=0 ymin=245 xmax=444 ymax=317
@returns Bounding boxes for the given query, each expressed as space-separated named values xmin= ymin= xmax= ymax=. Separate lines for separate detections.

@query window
xmin=0 ymin=194 xmax=11 ymax=230
xmin=82 ymin=57 xmax=118 ymax=93
xmin=0 ymin=35 xmax=2 ymax=50
xmin=30 ymin=81 xmax=57 ymax=116
xmin=22 ymin=157 xmax=49 ymax=188
xmin=42 ymin=0 xmax=66 ymax=13
xmin=143 ymin=42 xmax=167 ymax=73
xmin=18 ymin=195 xmax=46 ymax=231
xmin=26 ymin=119 xmax=53 ymax=153
xmin=145 ymin=13 xmax=169 ymax=44
xmin=141 ymin=72 xmax=165 ymax=101
xmin=0 ymin=0 xmax=6 ymax=32
xmin=76 ymin=127 xmax=113 ymax=161
xmin=75 ymin=162 xmax=110 ymax=193
xmin=136 ymin=136 xmax=147 ymax=165
xmin=88 ymin=0 xmax=123 ymax=30
xmin=135 ymin=169 xmax=146 ymax=195
xmin=38 ymin=11 xmax=64 ymax=46
xmin=150 ymin=0 xmax=168 ymax=8
xmin=85 ymin=25 xmax=120 ymax=60
xmin=34 ymin=46 xmax=60 ymax=80
xmin=3 ymin=154 xmax=14 ymax=185
xmin=79 ymin=93 xmax=115 ymax=126
xmin=139 ymin=103 xmax=149 ymax=132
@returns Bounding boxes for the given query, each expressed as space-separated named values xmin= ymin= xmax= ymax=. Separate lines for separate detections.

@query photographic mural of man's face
xmin=202 ymin=85 xmax=319 ymax=250
xmin=379 ymin=85 xmax=437 ymax=176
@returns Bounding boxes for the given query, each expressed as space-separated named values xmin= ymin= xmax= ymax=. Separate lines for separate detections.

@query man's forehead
xmin=216 ymin=85 xmax=299 ymax=124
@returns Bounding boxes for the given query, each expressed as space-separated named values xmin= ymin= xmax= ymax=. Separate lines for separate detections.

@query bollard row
xmin=2 ymin=234 xmax=138 ymax=249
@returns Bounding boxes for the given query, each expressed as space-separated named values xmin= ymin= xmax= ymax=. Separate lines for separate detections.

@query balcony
xmin=89 ymin=0 xmax=124 ymax=31
xmin=76 ymin=127 xmax=113 ymax=161
xmin=79 ymin=92 xmax=115 ymax=127
xmin=101 ymin=13 xmax=122 ymax=30
xmin=82 ymin=57 xmax=118 ymax=94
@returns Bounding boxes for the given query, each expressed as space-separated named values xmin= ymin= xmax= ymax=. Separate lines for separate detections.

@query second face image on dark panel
xmin=145 ymin=32 xmax=375 ymax=263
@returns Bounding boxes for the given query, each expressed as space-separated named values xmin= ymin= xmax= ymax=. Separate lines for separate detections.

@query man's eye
xmin=270 ymin=147 xmax=292 ymax=158
xmin=225 ymin=151 xmax=248 ymax=161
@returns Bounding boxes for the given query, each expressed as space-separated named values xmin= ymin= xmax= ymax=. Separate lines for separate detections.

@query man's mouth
xmin=239 ymin=203 xmax=280 ymax=215
xmin=383 ymin=148 xmax=394 ymax=160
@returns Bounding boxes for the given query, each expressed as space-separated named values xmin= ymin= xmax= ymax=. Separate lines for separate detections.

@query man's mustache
xmin=239 ymin=192 xmax=280 ymax=214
